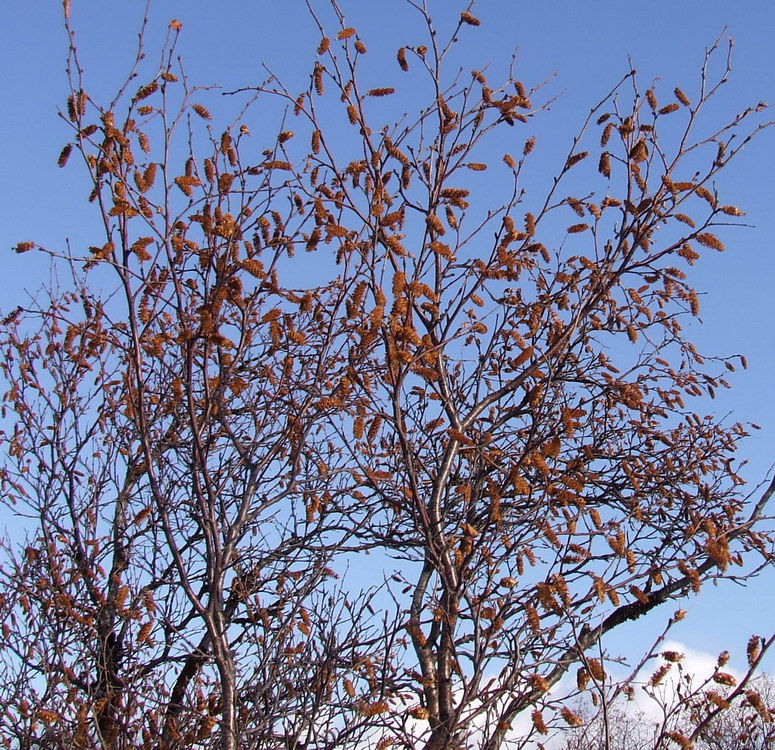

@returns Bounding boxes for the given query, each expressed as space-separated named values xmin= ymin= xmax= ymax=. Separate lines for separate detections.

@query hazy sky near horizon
xmin=2 ymin=0 xmax=774 ymax=675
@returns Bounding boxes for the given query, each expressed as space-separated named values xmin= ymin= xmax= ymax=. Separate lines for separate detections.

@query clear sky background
xmin=2 ymin=0 xmax=774 ymax=679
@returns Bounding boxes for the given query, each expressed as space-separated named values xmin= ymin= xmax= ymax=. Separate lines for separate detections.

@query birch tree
xmin=1 ymin=2 xmax=773 ymax=748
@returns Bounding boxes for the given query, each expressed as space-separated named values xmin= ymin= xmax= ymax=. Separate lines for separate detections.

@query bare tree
xmin=1 ymin=1 xmax=773 ymax=748
xmin=695 ymin=671 xmax=775 ymax=750
xmin=560 ymin=652 xmax=775 ymax=750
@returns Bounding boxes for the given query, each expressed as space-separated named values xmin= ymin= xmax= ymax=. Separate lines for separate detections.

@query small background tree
xmin=561 ymin=659 xmax=775 ymax=749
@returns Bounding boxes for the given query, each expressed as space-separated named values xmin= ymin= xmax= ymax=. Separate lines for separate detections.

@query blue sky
xmin=3 ymin=0 xmax=774 ymax=674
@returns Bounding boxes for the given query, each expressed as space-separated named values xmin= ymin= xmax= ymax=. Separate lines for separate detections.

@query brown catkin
xmin=601 ymin=122 xmax=614 ymax=147
xmin=426 ymin=213 xmax=445 ymax=235
xmin=135 ymin=82 xmax=158 ymax=101
xmin=587 ymin=658 xmax=605 ymax=682
xmin=566 ymin=151 xmax=588 ymax=168
xmin=696 ymin=232 xmax=724 ymax=251
xmin=695 ymin=185 xmax=716 ymax=206
xmin=143 ymin=162 xmax=157 ymax=191
xmin=747 ymin=635 xmax=761 ymax=666
xmin=57 ymin=144 xmax=73 ymax=168
xmin=561 ymin=708 xmax=583 ymax=727
xmin=397 ymin=47 xmax=409 ymax=71
xmin=649 ymin=664 xmax=671 ymax=687
xmin=629 ymin=139 xmax=648 ymax=162
xmin=674 ymin=87 xmax=691 ymax=106
xmin=526 ymin=603 xmax=540 ymax=634
xmin=599 ymin=152 xmax=611 ymax=178
xmin=675 ymin=213 xmax=696 ymax=227
xmin=531 ymin=711 xmax=548 ymax=735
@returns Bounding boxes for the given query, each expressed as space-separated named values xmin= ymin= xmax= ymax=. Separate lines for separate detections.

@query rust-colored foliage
xmin=0 ymin=3 xmax=773 ymax=750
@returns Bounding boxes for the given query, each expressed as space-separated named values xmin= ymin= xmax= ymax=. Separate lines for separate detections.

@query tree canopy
xmin=1 ymin=2 xmax=773 ymax=748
